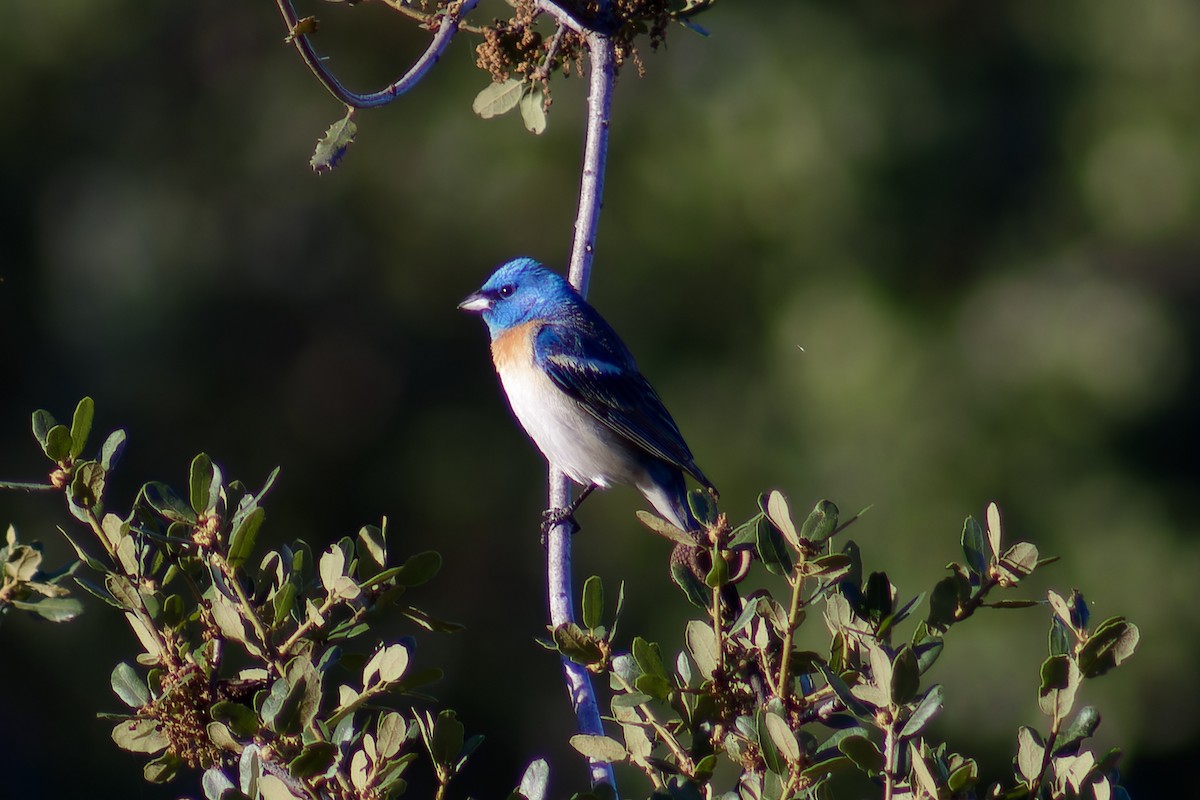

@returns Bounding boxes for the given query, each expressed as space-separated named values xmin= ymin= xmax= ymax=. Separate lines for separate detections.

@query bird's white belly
xmin=491 ymin=324 xmax=635 ymax=488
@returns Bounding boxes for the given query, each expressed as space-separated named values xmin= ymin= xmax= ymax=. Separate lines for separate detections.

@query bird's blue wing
xmin=534 ymin=314 xmax=713 ymax=489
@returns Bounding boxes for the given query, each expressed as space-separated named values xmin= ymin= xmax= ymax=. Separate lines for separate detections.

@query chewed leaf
xmin=472 ymin=79 xmax=523 ymax=119
xmin=311 ymin=110 xmax=357 ymax=173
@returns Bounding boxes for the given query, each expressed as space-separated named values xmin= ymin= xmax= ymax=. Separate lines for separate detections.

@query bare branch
xmin=275 ymin=0 xmax=480 ymax=109
xmin=545 ymin=16 xmax=619 ymax=793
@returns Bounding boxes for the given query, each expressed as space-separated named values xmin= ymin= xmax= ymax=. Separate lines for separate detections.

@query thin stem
xmin=0 ymin=480 xmax=57 ymax=491
xmin=883 ymin=718 xmax=898 ymax=800
xmin=278 ymin=591 xmax=343 ymax=657
xmin=545 ymin=14 xmax=618 ymax=794
xmin=776 ymin=572 xmax=806 ymax=698
xmin=531 ymin=24 xmax=569 ymax=82
xmin=220 ymin=557 xmax=283 ymax=672
xmin=377 ymin=0 xmax=488 ymax=34
xmin=274 ymin=0 xmax=479 ymax=109
xmin=612 ymin=672 xmax=694 ymax=774
xmin=710 ymin=566 xmax=725 ymax=676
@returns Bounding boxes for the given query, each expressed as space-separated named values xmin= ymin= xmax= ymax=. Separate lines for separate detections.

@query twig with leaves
xmin=3 ymin=398 xmax=477 ymax=800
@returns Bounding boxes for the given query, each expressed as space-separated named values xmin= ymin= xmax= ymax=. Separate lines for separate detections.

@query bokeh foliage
xmin=2 ymin=0 xmax=1198 ymax=796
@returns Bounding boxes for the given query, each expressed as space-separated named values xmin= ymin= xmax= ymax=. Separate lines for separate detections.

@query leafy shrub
xmin=2 ymin=399 xmax=1138 ymax=800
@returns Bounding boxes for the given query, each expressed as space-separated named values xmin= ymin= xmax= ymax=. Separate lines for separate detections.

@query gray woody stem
xmin=547 ymin=13 xmax=618 ymax=796
xmin=274 ymin=0 xmax=480 ymax=109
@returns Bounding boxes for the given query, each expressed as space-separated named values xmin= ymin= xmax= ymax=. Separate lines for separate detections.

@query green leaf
xmin=519 ymin=85 xmax=547 ymax=135
xmin=101 ymin=429 xmax=127 ymax=471
xmin=961 ymin=516 xmax=988 ymax=577
xmin=927 ymin=575 xmax=962 ymax=631
xmin=189 ymin=453 xmax=217 ymax=515
xmin=890 ymin=645 xmax=920 ymax=705
xmin=472 ymin=79 xmax=523 ymax=119
xmin=864 ymin=571 xmax=895 ymax=621
xmin=636 ymin=510 xmax=696 ymax=546
xmin=12 ymin=596 xmax=84 ymax=622
xmin=392 ymin=550 xmax=442 ymax=588
xmin=909 ymin=741 xmax=940 ymax=799
xmin=261 ymin=677 xmax=303 ymax=735
xmin=357 ymin=524 xmax=387 ymax=576
xmin=762 ymin=711 xmax=800 ymax=765
xmin=1055 ymin=705 xmax=1101 ymax=755
xmin=311 ymin=109 xmax=357 ymax=173
xmin=800 ymin=499 xmax=839 ymax=544
xmin=1038 ymin=655 xmax=1080 ymax=721
xmin=69 ymin=397 xmax=95 ymax=460
xmin=373 ymin=643 xmax=411 ymax=684
xmin=582 ymin=575 xmax=603 ymax=631
xmin=144 ymin=753 xmax=183 ymax=784
xmin=239 ymin=745 xmax=262 ymax=798
xmin=111 ymin=718 xmax=169 ymax=754
xmin=212 ymin=700 xmax=260 ymax=738
xmin=550 ymin=622 xmax=604 ymax=665
xmin=228 ymin=507 xmax=264 ymax=569
xmin=755 ymin=516 xmax=792 ymax=576
xmin=687 ymin=489 xmax=718 ymax=528
xmin=272 ymin=582 xmax=297 ymax=627
xmin=704 ymin=548 xmax=729 ymax=587
xmin=45 ymin=424 xmax=73 ymax=462
xmin=111 ymin=662 xmax=151 ymax=708
xmin=985 ymin=501 xmax=1003 ymax=560
xmin=947 ymin=758 xmax=979 ymax=793
xmin=670 ymin=561 xmax=709 ymax=609
xmin=632 ymin=637 xmax=667 ymax=679
xmin=1016 ymin=726 xmax=1044 ymax=783
xmin=517 ymin=758 xmax=550 ymax=800
xmin=899 ymin=684 xmax=943 ymax=738
xmin=143 ymin=482 xmax=197 ymax=525
xmin=634 ymin=673 xmax=672 ymax=700
xmin=202 ymin=767 xmax=236 ymax=800
xmin=1049 ymin=616 xmax=1072 ymax=657
xmin=912 ymin=633 xmax=944 ymax=674
xmin=800 ymin=755 xmax=856 ymax=781
xmin=69 ymin=461 xmax=106 ymax=511
xmin=430 ymin=710 xmax=465 ymax=767
xmin=763 ymin=490 xmax=800 ymax=550
xmin=1078 ymin=617 xmax=1139 ymax=678
xmin=32 ymin=409 xmax=57 ymax=448
xmin=377 ymin=711 xmax=407 ymax=759
xmin=289 ymin=742 xmax=338 ymax=779
xmin=997 ymin=541 xmax=1039 ymax=584
xmin=569 ymin=734 xmax=627 ymax=763
xmin=816 ymin=661 xmax=873 ymax=719
xmin=611 ymin=692 xmax=653 ymax=708
xmin=837 ymin=734 xmax=884 ymax=774
xmin=685 ymin=619 xmax=719 ymax=678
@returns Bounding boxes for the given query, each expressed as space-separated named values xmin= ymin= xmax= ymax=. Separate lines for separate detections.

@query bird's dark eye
xmin=497 ymin=284 xmax=515 ymax=298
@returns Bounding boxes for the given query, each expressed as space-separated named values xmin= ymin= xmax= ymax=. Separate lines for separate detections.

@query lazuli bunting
xmin=459 ymin=257 xmax=715 ymax=532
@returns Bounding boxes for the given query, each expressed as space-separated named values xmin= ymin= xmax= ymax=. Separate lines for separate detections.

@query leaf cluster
xmin=538 ymin=493 xmax=1139 ymax=800
xmin=4 ymin=399 xmax=477 ymax=800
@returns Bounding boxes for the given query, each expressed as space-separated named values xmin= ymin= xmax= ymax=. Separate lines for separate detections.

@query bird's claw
xmin=541 ymin=506 xmax=581 ymax=544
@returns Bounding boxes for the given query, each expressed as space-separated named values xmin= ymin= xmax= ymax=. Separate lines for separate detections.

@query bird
xmin=458 ymin=256 xmax=716 ymax=533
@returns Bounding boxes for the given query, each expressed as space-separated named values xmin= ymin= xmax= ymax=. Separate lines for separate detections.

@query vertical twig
xmin=546 ymin=19 xmax=618 ymax=793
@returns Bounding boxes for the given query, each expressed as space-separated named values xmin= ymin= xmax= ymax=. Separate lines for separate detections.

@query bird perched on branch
xmin=458 ymin=257 xmax=715 ymax=533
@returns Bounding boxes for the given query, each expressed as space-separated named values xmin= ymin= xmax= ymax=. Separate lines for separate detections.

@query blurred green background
xmin=2 ymin=0 xmax=1197 ymax=796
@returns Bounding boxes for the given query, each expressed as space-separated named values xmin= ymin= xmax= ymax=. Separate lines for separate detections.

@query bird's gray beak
xmin=458 ymin=291 xmax=492 ymax=313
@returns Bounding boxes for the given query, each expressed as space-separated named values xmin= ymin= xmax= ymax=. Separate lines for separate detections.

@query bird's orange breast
xmin=491 ymin=321 xmax=540 ymax=372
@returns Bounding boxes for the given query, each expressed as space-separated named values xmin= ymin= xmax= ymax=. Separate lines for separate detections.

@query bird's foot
xmin=541 ymin=506 xmax=581 ymax=544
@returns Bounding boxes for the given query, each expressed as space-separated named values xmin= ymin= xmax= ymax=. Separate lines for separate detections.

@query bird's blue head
xmin=458 ymin=257 xmax=578 ymax=338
